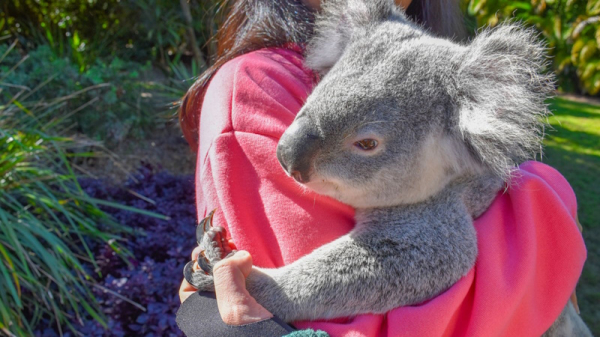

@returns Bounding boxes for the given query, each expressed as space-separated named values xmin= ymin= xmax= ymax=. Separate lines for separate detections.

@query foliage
xmin=152 ymin=59 xmax=203 ymax=116
xmin=0 ymin=40 xmax=169 ymax=337
xmin=1 ymin=0 xmax=217 ymax=142
xmin=0 ymin=42 xmax=163 ymax=142
xmin=33 ymin=167 xmax=197 ymax=336
xmin=0 ymin=45 xmax=113 ymax=336
xmin=1 ymin=0 xmax=222 ymax=71
xmin=465 ymin=0 xmax=600 ymax=96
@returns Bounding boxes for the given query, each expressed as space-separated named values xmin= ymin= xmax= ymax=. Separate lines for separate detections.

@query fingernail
xmin=235 ymin=250 xmax=249 ymax=258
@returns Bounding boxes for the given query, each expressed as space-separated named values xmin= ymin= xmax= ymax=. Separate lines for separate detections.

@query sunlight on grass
xmin=546 ymin=136 xmax=600 ymax=158
xmin=543 ymin=96 xmax=600 ymax=333
xmin=546 ymin=98 xmax=600 ymax=158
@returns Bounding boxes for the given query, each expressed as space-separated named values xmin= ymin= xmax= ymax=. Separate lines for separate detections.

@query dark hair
xmin=180 ymin=0 xmax=466 ymax=149
xmin=405 ymin=0 xmax=467 ymax=41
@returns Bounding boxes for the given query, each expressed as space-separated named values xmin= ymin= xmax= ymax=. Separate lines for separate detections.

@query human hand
xmin=179 ymin=244 xmax=273 ymax=325
xmin=212 ymin=250 xmax=273 ymax=325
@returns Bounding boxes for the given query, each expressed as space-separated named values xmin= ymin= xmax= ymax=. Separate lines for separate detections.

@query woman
xmin=177 ymin=0 xmax=586 ymax=336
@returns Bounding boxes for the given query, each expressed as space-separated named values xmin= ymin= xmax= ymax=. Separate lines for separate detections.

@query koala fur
xmin=185 ymin=0 xmax=591 ymax=334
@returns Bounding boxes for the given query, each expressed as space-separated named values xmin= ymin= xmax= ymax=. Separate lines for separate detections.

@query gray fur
xmin=543 ymin=301 xmax=593 ymax=337
xmin=187 ymin=0 xmax=588 ymax=333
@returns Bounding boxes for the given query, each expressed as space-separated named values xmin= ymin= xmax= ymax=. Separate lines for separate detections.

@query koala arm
xmin=244 ymin=197 xmax=479 ymax=322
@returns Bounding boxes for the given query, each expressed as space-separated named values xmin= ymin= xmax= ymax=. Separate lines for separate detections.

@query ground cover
xmin=33 ymin=167 xmax=195 ymax=337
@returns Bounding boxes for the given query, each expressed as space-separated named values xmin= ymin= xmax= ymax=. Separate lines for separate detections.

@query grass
xmin=543 ymin=96 xmax=600 ymax=334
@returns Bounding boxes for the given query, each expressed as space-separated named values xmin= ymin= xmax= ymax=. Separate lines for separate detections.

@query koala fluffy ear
xmin=305 ymin=0 xmax=397 ymax=73
xmin=456 ymin=24 xmax=555 ymax=180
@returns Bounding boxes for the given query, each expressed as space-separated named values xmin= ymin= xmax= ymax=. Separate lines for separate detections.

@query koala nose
xmin=277 ymin=123 xmax=321 ymax=184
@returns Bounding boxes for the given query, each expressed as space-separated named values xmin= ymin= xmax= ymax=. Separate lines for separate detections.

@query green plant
xmin=1 ymin=0 xmax=123 ymax=70
xmin=0 ymin=43 xmax=162 ymax=142
xmin=465 ymin=0 xmax=600 ymax=95
xmin=151 ymin=59 xmax=203 ymax=118
xmin=1 ymin=0 xmax=221 ymax=70
xmin=0 ymin=41 xmax=166 ymax=336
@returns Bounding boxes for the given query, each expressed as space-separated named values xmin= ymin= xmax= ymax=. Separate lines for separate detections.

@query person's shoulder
xmin=511 ymin=161 xmax=576 ymax=213
xmin=217 ymin=46 xmax=316 ymax=89
xmin=199 ymin=47 xmax=315 ymax=149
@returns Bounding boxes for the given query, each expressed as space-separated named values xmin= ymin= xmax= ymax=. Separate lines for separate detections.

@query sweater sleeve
xmin=195 ymin=48 xmax=355 ymax=269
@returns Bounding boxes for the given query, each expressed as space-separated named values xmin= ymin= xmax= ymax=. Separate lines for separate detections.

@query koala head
xmin=276 ymin=0 xmax=554 ymax=209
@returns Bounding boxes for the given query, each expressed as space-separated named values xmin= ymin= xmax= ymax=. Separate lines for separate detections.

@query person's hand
xmin=212 ymin=250 xmax=273 ymax=325
xmin=179 ymin=245 xmax=273 ymax=325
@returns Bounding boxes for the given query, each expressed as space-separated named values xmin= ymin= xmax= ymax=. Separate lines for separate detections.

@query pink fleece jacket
xmin=195 ymin=47 xmax=586 ymax=337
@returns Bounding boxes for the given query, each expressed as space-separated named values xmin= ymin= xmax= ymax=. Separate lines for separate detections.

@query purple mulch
xmin=35 ymin=166 xmax=197 ymax=337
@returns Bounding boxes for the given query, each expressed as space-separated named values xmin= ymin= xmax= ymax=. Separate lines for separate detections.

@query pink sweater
xmin=195 ymin=47 xmax=586 ymax=337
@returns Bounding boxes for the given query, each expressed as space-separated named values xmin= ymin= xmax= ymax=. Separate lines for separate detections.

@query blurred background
xmin=0 ymin=0 xmax=598 ymax=336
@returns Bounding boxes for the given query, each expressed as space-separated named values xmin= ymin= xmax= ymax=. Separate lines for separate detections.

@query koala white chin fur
xmin=185 ymin=0 xmax=591 ymax=335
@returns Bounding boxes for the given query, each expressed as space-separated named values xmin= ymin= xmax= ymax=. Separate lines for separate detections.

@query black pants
xmin=176 ymin=291 xmax=296 ymax=337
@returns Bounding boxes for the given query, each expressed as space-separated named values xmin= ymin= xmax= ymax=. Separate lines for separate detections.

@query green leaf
xmin=468 ymin=0 xmax=486 ymax=15
xmin=103 ymin=89 xmax=118 ymax=104
xmin=580 ymin=39 xmax=598 ymax=63
xmin=587 ymin=0 xmax=600 ymax=15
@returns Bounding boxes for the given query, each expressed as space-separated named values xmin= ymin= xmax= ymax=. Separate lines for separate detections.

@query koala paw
xmin=183 ymin=261 xmax=214 ymax=291
xmin=183 ymin=210 xmax=236 ymax=291
xmin=198 ymin=226 xmax=234 ymax=268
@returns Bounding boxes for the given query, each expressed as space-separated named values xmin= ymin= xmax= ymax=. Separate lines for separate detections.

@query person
xmin=177 ymin=0 xmax=587 ymax=336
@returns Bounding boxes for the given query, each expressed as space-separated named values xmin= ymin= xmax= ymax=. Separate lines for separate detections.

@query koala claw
xmin=200 ymin=226 xmax=231 ymax=264
xmin=196 ymin=209 xmax=217 ymax=244
xmin=196 ymin=250 xmax=214 ymax=275
xmin=195 ymin=210 xmax=231 ymax=263
xmin=184 ymin=210 xmax=236 ymax=291
xmin=183 ymin=261 xmax=211 ymax=289
xmin=183 ymin=261 xmax=215 ymax=291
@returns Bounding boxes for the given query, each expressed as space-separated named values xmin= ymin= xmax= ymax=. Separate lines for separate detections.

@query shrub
xmin=0 ymin=42 xmax=162 ymax=142
xmin=0 ymin=41 xmax=166 ymax=337
xmin=1 ymin=0 xmax=221 ymax=70
xmin=465 ymin=0 xmax=600 ymax=95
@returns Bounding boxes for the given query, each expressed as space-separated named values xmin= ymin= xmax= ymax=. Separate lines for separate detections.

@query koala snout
xmin=277 ymin=125 xmax=321 ymax=184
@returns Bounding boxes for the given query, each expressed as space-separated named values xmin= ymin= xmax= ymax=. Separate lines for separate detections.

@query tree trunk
xmin=179 ymin=0 xmax=207 ymax=71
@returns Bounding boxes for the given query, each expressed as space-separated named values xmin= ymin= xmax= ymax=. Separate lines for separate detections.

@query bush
xmin=1 ymin=0 xmax=220 ymax=71
xmin=1 ymin=43 xmax=118 ymax=336
xmin=0 ymin=42 xmax=164 ymax=142
xmin=0 ymin=41 xmax=166 ymax=337
xmin=465 ymin=0 xmax=600 ymax=95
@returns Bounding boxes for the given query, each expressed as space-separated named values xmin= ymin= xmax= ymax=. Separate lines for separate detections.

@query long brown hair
xmin=180 ymin=0 xmax=466 ymax=150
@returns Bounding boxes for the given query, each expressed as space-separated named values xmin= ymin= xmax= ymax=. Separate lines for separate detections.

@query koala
xmin=184 ymin=0 xmax=591 ymax=335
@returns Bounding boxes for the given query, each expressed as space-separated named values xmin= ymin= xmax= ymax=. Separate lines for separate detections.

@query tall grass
xmin=0 ymin=41 xmax=166 ymax=336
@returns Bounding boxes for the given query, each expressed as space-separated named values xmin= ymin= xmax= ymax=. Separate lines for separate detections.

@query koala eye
xmin=354 ymin=139 xmax=378 ymax=151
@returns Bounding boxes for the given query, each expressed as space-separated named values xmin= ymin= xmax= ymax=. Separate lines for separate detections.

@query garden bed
xmin=34 ymin=166 xmax=197 ymax=337
xmin=77 ymin=123 xmax=197 ymax=183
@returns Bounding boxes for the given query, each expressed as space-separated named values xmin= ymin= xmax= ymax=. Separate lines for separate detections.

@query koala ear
xmin=456 ymin=24 xmax=555 ymax=180
xmin=305 ymin=0 xmax=397 ymax=73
